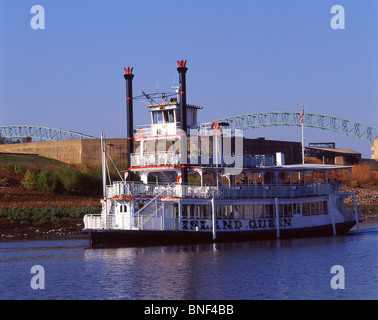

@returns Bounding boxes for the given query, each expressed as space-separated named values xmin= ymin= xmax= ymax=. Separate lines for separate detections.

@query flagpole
xmin=301 ymin=104 xmax=304 ymax=164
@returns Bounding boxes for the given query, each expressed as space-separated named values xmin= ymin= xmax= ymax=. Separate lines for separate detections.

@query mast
xmin=101 ymin=132 xmax=107 ymax=198
xmin=101 ymin=132 xmax=108 ymax=229
xmin=300 ymin=104 xmax=304 ymax=164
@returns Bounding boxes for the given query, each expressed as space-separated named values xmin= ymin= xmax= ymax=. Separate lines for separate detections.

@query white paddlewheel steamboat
xmin=83 ymin=61 xmax=363 ymax=247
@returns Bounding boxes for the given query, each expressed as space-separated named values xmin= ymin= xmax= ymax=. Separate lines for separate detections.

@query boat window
xmin=302 ymin=203 xmax=311 ymax=216
xmin=222 ymin=205 xmax=233 ymax=219
xmin=311 ymin=202 xmax=319 ymax=215
xmin=157 ymin=111 xmax=164 ymax=124
xmin=216 ymin=205 xmax=222 ymax=219
xmin=196 ymin=205 xmax=210 ymax=219
xmin=203 ymin=205 xmax=210 ymax=219
xmin=168 ymin=109 xmax=175 ymax=123
xmin=301 ymin=201 xmax=328 ymax=216
xmin=244 ymin=205 xmax=254 ymax=219
xmin=254 ymin=205 xmax=263 ymax=219
xmin=182 ymin=204 xmax=195 ymax=219
xmin=264 ymin=204 xmax=274 ymax=218
xmin=163 ymin=110 xmax=169 ymax=123
xmin=152 ymin=111 xmax=158 ymax=124
xmin=234 ymin=205 xmax=244 ymax=219
xmin=293 ymin=203 xmax=300 ymax=214
xmin=278 ymin=204 xmax=283 ymax=217
xmin=279 ymin=204 xmax=293 ymax=217
xmin=319 ymin=201 xmax=328 ymax=214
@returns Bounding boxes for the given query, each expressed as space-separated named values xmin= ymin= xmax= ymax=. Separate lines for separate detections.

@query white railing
xmin=334 ymin=195 xmax=362 ymax=222
xmin=130 ymin=152 xmax=276 ymax=168
xmin=84 ymin=214 xmax=103 ymax=229
xmin=106 ymin=181 xmax=341 ymax=199
xmin=131 ymin=151 xmax=180 ymax=167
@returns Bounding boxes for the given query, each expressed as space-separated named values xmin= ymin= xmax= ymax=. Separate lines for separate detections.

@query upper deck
xmin=113 ymin=164 xmax=353 ymax=200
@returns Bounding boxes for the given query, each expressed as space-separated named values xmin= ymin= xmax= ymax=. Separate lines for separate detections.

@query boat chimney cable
xmin=177 ymin=60 xmax=188 ymax=184
xmin=124 ymin=67 xmax=134 ymax=181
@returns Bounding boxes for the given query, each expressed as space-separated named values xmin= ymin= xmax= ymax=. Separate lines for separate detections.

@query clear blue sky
xmin=1 ymin=0 xmax=377 ymax=157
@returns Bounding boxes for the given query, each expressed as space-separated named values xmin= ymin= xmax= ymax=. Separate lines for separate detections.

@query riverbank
xmin=0 ymin=218 xmax=86 ymax=239
xmin=0 ymin=186 xmax=100 ymax=239
xmin=343 ymin=185 xmax=378 ymax=219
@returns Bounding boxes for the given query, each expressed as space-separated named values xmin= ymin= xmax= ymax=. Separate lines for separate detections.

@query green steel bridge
xmin=0 ymin=125 xmax=96 ymax=142
xmin=212 ymin=111 xmax=377 ymax=144
xmin=1 ymin=112 xmax=377 ymax=143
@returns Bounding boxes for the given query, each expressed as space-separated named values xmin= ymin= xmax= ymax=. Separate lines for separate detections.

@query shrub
xmin=36 ymin=169 xmax=63 ymax=193
xmin=21 ymin=170 xmax=38 ymax=190
xmin=0 ymin=205 xmax=101 ymax=225
xmin=0 ymin=167 xmax=21 ymax=186
xmin=57 ymin=166 xmax=82 ymax=192
xmin=0 ymin=177 xmax=8 ymax=186
xmin=352 ymin=165 xmax=378 ymax=185
xmin=13 ymin=163 xmax=26 ymax=175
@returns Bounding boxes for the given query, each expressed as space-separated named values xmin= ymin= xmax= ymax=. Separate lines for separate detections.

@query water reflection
xmin=1 ymin=221 xmax=377 ymax=299
xmin=81 ymin=236 xmax=352 ymax=299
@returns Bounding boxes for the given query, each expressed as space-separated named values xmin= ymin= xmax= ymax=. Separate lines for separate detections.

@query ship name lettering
xmin=200 ymin=220 xmax=210 ymax=230
xmin=181 ymin=218 xmax=292 ymax=231
xmin=190 ymin=220 xmax=199 ymax=230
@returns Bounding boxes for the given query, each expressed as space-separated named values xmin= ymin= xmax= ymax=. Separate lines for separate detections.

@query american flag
xmin=300 ymin=104 xmax=304 ymax=125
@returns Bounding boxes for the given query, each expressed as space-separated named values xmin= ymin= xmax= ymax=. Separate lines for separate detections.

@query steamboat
xmin=83 ymin=60 xmax=363 ymax=247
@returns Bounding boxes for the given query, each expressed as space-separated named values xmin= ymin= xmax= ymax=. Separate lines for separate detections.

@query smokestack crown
xmin=177 ymin=60 xmax=188 ymax=72
xmin=124 ymin=67 xmax=134 ymax=79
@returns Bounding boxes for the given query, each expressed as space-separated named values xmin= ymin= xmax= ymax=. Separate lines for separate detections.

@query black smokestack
xmin=177 ymin=60 xmax=188 ymax=133
xmin=177 ymin=60 xmax=188 ymax=184
xmin=124 ymin=67 xmax=134 ymax=180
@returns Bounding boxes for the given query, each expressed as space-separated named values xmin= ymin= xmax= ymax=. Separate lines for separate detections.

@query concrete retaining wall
xmin=0 ymin=139 xmax=128 ymax=165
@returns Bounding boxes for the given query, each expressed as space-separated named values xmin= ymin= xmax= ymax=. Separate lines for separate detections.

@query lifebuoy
xmin=176 ymin=175 xmax=182 ymax=184
xmin=136 ymin=128 xmax=144 ymax=138
xmin=211 ymin=121 xmax=220 ymax=131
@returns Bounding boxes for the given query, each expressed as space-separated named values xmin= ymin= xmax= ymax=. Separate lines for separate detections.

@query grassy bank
xmin=0 ymin=205 xmax=101 ymax=239
xmin=0 ymin=205 xmax=100 ymax=225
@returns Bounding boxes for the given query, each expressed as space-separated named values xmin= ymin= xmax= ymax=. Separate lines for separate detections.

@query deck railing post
xmin=275 ymin=197 xmax=280 ymax=238
xmin=212 ymin=197 xmax=216 ymax=240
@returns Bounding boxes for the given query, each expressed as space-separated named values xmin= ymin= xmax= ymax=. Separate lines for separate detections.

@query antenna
xmin=142 ymin=91 xmax=154 ymax=104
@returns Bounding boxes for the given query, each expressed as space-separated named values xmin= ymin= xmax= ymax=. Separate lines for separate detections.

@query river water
xmin=0 ymin=220 xmax=377 ymax=300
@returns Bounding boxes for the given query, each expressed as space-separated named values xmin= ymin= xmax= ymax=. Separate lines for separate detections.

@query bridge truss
xmin=0 ymin=125 xmax=96 ymax=142
xmin=1 ymin=112 xmax=377 ymax=144
xmin=213 ymin=112 xmax=378 ymax=144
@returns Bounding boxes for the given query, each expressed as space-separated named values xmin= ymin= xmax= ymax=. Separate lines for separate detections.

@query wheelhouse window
xmin=152 ymin=109 xmax=175 ymax=124
xmin=168 ymin=109 xmax=175 ymax=123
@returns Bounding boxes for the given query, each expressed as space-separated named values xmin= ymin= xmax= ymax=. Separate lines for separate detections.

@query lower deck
xmin=84 ymin=220 xmax=357 ymax=247
xmin=83 ymin=192 xmax=362 ymax=241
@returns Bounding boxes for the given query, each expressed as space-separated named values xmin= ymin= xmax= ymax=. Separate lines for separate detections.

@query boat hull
xmin=83 ymin=221 xmax=356 ymax=248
